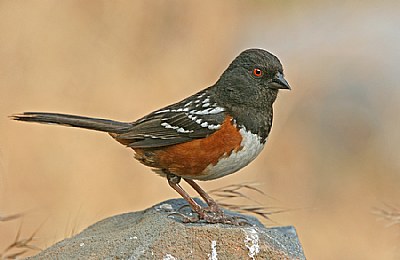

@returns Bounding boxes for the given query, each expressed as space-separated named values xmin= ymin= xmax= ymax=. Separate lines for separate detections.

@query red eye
xmin=253 ymin=68 xmax=263 ymax=77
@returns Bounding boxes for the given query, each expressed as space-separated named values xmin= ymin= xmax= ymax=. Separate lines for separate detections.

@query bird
xmin=12 ymin=48 xmax=290 ymax=225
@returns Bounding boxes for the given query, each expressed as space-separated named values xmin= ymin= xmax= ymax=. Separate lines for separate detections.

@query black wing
xmin=113 ymin=89 xmax=226 ymax=148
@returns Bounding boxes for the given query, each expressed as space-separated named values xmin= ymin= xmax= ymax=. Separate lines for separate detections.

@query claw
xmin=168 ymin=202 xmax=250 ymax=226
xmin=199 ymin=211 xmax=245 ymax=226
xmin=177 ymin=204 xmax=192 ymax=213
xmin=231 ymin=216 xmax=251 ymax=226
xmin=202 ymin=206 xmax=224 ymax=215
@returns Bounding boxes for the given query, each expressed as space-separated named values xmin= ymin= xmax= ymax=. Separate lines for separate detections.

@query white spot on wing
xmin=197 ymin=92 xmax=206 ymax=98
xmin=155 ymin=107 xmax=190 ymax=114
xmin=188 ymin=114 xmax=197 ymax=120
xmin=177 ymin=127 xmax=192 ymax=133
xmin=161 ymin=122 xmax=178 ymax=130
xmin=171 ymin=107 xmax=189 ymax=112
xmin=190 ymin=106 xmax=225 ymax=115
xmin=161 ymin=122 xmax=193 ymax=133
xmin=208 ymin=107 xmax=225 ymax=114
xmin=155 ymin=109 xmax=170 ymax=114
xmin=207 ymin=124 xmax=221 ymax=130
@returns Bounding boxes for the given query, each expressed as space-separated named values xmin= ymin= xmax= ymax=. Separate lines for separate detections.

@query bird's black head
xmin=211 ymin=48 xmax=290 ymax=111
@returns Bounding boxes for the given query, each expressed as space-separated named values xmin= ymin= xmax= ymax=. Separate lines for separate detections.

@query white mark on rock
xmin=163 ymin=253 xmax=177 ymax=260
xmin=79 ymin=242 xmax=85 ymax=247
xmin=208 ymin=240 xmax=217 ymax=260
xmin=157 ymin=203 xmax=174 ymax=211
xmin=129 ymin=236 xmax=138 ymax=240
xmin=244 ymin=228 xmax=260 ymax=259
xmin=264 ymin=231 xmax=288 ymax=252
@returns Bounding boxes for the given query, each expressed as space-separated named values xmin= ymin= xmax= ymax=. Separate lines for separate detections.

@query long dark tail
xmin=11 ymin=112 xmax=132 ymax=134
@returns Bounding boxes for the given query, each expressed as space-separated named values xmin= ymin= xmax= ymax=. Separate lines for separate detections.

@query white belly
xmin=197 ymin=128 xmax=265 ymax=181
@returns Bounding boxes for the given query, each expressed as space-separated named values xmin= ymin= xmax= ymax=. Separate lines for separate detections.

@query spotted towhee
xmin=12 ymin=49 xmax=290 ymax=224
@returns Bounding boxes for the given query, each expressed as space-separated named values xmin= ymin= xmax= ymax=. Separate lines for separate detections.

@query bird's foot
xmin=198 ymin=210 xmax=249 ymax=226
xmin=169 ymin=206 xmax=249 ymax=226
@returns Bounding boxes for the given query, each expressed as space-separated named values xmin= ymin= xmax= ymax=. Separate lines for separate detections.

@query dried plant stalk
xmin=373 ymin=203 xmax=400 ymax=228
xmin=0 ymin=214 xmax=41 ymax=260
xmin=208 ymin=182 xmax=286 ymax=221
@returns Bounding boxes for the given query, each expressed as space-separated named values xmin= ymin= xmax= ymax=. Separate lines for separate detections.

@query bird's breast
xmin=197 ymin=127 xmax=265 ymax=180
xmin=132 ymin=117 xmax=265 ymax=180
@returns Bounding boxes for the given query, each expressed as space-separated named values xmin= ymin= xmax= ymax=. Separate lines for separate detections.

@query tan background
xmin=1 ymin=1 xmax=399 ymax=259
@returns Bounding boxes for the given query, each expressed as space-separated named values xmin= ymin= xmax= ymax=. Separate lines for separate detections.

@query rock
xmin=28 ymin=199 xmax=306 ymax=259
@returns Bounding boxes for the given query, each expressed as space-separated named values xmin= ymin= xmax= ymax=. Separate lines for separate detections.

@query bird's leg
xmin=184 ymin=178 xmax=222 ymax=214
xmin=167 ymin=175 xmax=244 ymax=225
xmin=167 ymin=174 xmax=205 ymax=219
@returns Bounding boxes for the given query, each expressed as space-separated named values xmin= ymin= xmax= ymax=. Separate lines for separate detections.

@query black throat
xmin=209 ymin=85 xmax=278 ymax=143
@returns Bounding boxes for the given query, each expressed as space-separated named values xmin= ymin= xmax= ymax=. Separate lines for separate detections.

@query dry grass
xmin=373 ymin=203 xmax=400 ymax=228
xmin=0 ymin=214 xmax=41 ymax=260
xmin=209 ymin=183 xmax=288 ymax=222
xmin=0 ymin=214 xmax=22 ymax=223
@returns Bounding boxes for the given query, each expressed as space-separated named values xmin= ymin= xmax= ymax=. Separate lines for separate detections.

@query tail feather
xmin=11 ymin=112 xmax=132 ymax=134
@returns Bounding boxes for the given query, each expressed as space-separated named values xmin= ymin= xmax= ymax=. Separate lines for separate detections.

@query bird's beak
xmin=270 ymin=72 xmax=291 ymax=90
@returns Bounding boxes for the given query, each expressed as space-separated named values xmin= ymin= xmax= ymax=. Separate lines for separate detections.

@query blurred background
xmin=1 ymin=1 xmax=399 ymax=259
